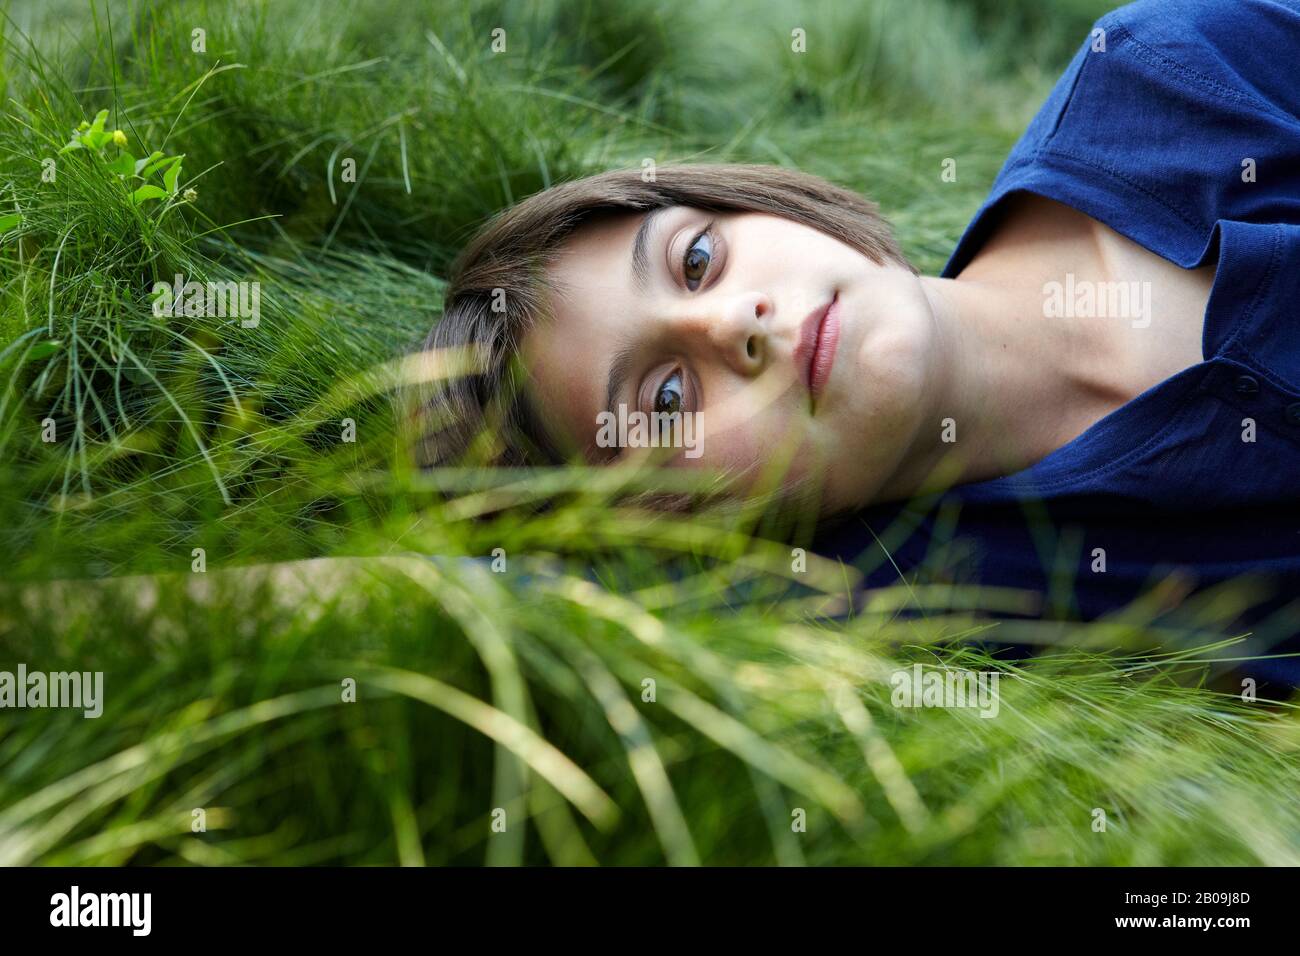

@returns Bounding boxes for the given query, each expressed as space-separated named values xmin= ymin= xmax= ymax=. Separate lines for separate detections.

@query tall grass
xmin=1 ymin=0 xmax=1297 ymax=866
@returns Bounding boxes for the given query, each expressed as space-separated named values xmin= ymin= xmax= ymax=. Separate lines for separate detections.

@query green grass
xmin=1 ymin=0 xmax=1297 ymax=866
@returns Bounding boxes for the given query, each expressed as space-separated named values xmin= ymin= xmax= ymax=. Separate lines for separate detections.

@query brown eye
xmin=683 ymin=230 xmax=712 ymax=290
xmin=654 ymin=369 xmax=685 ymax=415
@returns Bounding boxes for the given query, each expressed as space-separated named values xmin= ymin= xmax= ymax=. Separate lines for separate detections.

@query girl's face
xmin=522 ymin=206 xmax=937 ymax=513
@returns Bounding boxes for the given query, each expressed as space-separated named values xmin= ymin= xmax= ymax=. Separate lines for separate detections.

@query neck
xmin=880 ymin=272 xmax=1136 ymax=499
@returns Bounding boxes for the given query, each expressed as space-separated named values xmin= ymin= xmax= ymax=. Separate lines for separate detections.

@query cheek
xmin=752 ymin=224 xmax=862 ymax=283
xmin=700 ymin=402 xmax=819 ymax=484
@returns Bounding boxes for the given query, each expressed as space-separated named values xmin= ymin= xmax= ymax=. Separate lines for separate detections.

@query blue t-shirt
xmin=816 ymin=0 xmax=1300 ymax=684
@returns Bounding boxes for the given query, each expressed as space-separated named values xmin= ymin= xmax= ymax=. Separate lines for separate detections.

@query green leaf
xmin=106 ymin=151 xmax=136 ymax=177
xmin=89 ymin=109 xmax=109 ymax=133
xmin=131 ymin=184 xmax=168 ymax=205
xmin=83 ymin=129 xmax=110 ymax=150
xmin=0 ymin=213 xmax=20 ymax=235
xmin=59 ymin=138 xmax=85 ymax=154
xmin=164 ymin=160 xmax=183 ymax=195
xmin=142 ymin=154 xmax=181 ymax=180
xmin=27 ymin=340 xmax=62 ymax=360
xmin=135 ymin=151 xmax=164 ymax=176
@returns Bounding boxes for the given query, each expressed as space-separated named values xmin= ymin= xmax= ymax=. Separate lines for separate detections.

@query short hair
xmin=415 ymin=162 xmax=912 ymax=470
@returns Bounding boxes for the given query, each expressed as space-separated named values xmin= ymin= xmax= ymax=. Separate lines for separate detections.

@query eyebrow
xmin=631 ymin=207 xmax=670 ymax=291
xmin=595 ymin=207 xmax=675 ymax=459
xmin=599 ymin=208 xmax=669 ymax=453
xmin=604 ymin=338 xmax=640 ymax=440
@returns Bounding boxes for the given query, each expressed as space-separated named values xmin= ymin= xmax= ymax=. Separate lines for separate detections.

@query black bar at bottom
xmin=0 ymin=866 xmax=1292 ymax=943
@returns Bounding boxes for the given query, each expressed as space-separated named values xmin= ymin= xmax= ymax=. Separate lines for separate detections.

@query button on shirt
xmin=815 ymin=0 xmax=1300 ymax=684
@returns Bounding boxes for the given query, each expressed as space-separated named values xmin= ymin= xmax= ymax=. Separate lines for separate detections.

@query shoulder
xmin=1009 ymin=0 xmax=1300 ymax=257
xmin=1007 ymin=1 xmax=1300 ymax=171
xmin=1095 ymin=0 xmax=1300 ymax=119
xmin=1101 ymin=0 xmax=1300 ymax=33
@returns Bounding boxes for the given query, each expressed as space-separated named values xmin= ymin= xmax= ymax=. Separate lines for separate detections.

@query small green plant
xmin=59 ymin=108 xmax=190 ymax=207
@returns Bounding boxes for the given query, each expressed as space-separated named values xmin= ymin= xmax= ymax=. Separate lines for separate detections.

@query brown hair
xmin=415 ymin=163 xmax=911 ymax=470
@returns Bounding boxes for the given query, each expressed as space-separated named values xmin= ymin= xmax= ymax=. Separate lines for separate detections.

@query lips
xmin=794 ymin=293 xmax=840 ymax=403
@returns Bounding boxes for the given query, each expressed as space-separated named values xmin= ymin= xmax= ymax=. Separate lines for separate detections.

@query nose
xmin=679 ymin=291 xmax=773 ymax=376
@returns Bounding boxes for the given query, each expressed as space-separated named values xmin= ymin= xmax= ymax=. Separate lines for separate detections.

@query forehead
xmin=520 ymin=211 xmax=645 ymax=457
xmin=550 ymin=210 xmax=643 ymax=286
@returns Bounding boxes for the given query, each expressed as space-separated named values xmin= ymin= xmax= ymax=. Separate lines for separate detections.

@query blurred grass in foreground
xmin=1 ymin=0 xmax=1297 ymax=865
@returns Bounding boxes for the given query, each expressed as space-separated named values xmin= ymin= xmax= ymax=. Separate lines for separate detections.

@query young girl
xmin=421 ymin=0 xmax=1300 ymax=685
